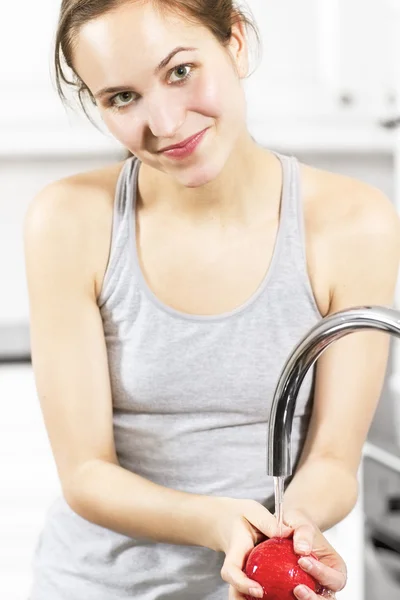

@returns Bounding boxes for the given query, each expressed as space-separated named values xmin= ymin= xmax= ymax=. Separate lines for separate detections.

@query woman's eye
xmin=169 ymin=64 xmax=192 ymax=83
xmin=110 ymin=92 xmax=135 ymax=109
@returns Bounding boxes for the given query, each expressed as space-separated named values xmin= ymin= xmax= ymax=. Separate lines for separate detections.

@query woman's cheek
xmin=193 ymin=69 xmax=245 ymax=127
xmin=189 ymin=74 xmax=225 ymax=118
xmin=105 ymin=112 xmax=142 ymax=148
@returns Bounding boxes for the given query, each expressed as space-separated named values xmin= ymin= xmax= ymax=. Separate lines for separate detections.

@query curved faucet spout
xmin=267 ymin=305 xmax=400 ymax=478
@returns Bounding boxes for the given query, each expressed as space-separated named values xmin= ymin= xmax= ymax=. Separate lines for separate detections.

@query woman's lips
xmin=159 ymin=128 xmax=210 ymax=160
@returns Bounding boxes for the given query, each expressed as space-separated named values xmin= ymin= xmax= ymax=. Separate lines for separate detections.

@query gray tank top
xmin=29 ymin=152 xmax=322 ymax=600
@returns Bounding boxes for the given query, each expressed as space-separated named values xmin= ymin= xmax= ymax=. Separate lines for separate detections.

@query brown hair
xmin=53 ymin=0 xmax=261 ymax=126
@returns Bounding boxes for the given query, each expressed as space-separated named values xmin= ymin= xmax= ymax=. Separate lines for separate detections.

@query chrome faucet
xmin=267 ymin=305 xmax=400 ymax=477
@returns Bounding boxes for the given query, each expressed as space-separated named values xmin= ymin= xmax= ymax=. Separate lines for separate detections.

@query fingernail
xmin=296 ymin=542 xmax=311 ymax=553
xmin=295 ymin=585 xmax=309 ymax=599
xmin=298 ymin=557 xmax=313 ymax=571
xmin=249 ymin=587 xmax=263 ymax=598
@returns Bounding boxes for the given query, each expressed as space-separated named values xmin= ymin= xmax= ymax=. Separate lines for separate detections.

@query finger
xmin=243 ymin=501 xmax=292 ymax=538
xmin=293 ymin=584 xmax=335 ymax=600
xmin=221 ymin=560 xmax=264 ymax=598
xmin=221 ymin=544 xmax=264 ymax=598
xmin=273 ymin=514 xmax=294 ymax=539
xmin=298 ymin=556 xmax=347 ymax=592
xmin=292 ymin=522 xmax=316 ymax=556
xmin=320 ymin=589 xmax=337 ymax=599
xmin=228 ymin=584 xmax=237 ymax=600
xmin=228 ymin=583 xmax=241 ymax=600
xmin=228 ymin=583 xmax=250 ymax=600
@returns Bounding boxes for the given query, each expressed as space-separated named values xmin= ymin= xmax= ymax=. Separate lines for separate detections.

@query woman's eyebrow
xmin=94 ymin=46 xmax=198 ymax=100
xmin=155 ymin=46 xmax=197 ymax=74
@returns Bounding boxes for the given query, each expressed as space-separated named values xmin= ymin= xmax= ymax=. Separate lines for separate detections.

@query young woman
xmin=24 ymin=1 xmax=400 ymax=599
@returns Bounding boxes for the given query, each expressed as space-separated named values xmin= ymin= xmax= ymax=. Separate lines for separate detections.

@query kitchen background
xmin=1 ymin=1 xmax=400 ymax=599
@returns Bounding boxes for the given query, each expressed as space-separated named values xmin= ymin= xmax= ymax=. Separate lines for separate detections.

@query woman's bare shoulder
xmin=24 ymin=159 xmax=128 ymax=298
xmin=299 ymin=161 xmax=400 ymax=313
xmin=39 ymin=159 xmax=125 ymax=209
xmin=299 ymin=161 xmax=398 ymax=235
xmin=26 ymin=159 xmax=126 ymax=220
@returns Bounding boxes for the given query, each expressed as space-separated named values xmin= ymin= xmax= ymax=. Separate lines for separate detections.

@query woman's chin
xmin=172 ymin=163 xmax=222 ymax=188
xmin=169 ymin=149 xmax=228 ymax=188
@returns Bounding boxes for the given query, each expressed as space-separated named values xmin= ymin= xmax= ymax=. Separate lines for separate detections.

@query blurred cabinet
xmin=0 ymin=1 xmax=67 ymax=130
xmin=246 ymin=0 xmax=400 ymax=143
xmin=334 ymin=0 xmax=399 ymax=122
xmin=0 ymin=0 xmax=121 ymax=155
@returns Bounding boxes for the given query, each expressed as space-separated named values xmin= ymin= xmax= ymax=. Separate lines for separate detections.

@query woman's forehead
xmin=73 ymin=1 xmax=212 ymax=76
xmin=77 ymin=1 xmax=209 ymax=52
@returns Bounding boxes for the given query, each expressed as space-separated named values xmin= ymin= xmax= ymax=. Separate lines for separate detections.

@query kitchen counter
xmin=0 ymin=322 xmax=30 ymax=363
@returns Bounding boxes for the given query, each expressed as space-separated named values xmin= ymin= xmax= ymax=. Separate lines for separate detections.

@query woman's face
xmin=72 ymin=1 xmax=249 ymax=187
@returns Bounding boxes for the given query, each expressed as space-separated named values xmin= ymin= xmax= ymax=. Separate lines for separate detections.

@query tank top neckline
xmin=128 ymin=152 xmax=294 ymax=323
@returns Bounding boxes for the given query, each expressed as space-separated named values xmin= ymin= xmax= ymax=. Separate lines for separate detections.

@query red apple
xmin=244 ymin=537 xmax=322 ymax=600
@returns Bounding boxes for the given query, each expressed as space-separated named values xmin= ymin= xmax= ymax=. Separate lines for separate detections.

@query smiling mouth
xmin=158 ymin=128 xmax=209 ymax=153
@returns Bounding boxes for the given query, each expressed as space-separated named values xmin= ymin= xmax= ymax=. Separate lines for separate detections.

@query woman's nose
xmin=144 ymin=88 xmax=186 ymax=138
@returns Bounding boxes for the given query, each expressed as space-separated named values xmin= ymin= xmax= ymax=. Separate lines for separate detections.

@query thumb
xmin=292 ymin=522 xmax=316 ymax=555
xmin=298 ymin=555 xmax=347 ymax=592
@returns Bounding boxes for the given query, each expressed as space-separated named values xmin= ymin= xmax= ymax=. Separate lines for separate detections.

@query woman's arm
xmin=283 ymin=178 xmax=400 ymax=535
xmin=23 ymin=179 xmax=222 ymax=550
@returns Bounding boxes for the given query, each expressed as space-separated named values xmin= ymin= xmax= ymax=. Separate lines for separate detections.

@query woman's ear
xmin=227 ymin=16 xmax=250 ymax=79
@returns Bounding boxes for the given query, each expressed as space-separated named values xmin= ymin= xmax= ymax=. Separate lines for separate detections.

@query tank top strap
xmin=115 ymin=155 xmax=138 ymax=226
xmin=271 ymin=150 xmax=302 ymax=238
xmin=97 ymin=156 xmax=138 ymax=308
xmin=271 ymin=150 xmax=319 ymax=315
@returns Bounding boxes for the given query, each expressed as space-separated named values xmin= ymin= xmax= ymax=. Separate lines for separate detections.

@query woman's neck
xmin=137 ymin=135 xmax=280 ymax=228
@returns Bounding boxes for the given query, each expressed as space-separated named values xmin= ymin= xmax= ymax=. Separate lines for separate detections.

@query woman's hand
xmin=210 ymin=499 xmax=347 ymax=600
xmin=211 ymin=497 xmax=293 ymax=599
xmin=283 ymin=508 xmax=348 ymax=600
